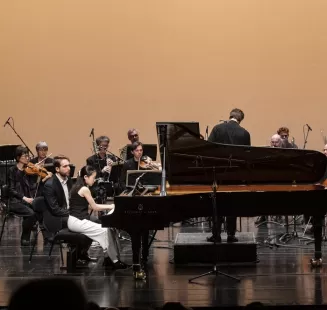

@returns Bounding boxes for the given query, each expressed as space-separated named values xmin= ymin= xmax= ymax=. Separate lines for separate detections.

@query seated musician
xmin=29 ymin=141 xmax=53 ymax=196
xmin=270 ymin=134 xmax=283 ymax=148
xmin=8 ymin=146 xmax=51 ymax=246
xmin=86 ymin=136 xmax=115 ymax=179
xmin=207 ymin=108 xmax=251 ymax=243
xmin=29 ymin=141 xmax=54 ymax=165
xmin=43 ymin=155 xmax=93 ymax=259
xmin=67 ymin=165 xmax=129 ymax=269
xmin=128 ymin=128 xmax=140 ymax=144
xmin=120 ymin=141 xmax=151 ymax=278
xmin=119 ymin=129 xmax=140 ymax=161
xmin=86 ymin=135 xmax=117 ymax=201
xmin=277 ymin=127 xmax=298 ymax=148
xmin=256 ymin=134 xmax=284 ymax=224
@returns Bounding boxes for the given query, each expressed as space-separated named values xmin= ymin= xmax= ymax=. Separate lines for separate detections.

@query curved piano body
xmin=101 ymin=122 xmax=327 ymax=264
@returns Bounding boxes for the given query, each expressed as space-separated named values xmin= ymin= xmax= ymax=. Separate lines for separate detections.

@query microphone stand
xmin=303 ymin=125 xmax=311 ymax=149
xmin=188 ymin=166 xmax=240 ymax=283
xmin=159 ymin=125 xmax=167 ymax=196
xmin=5 ymin=117 xmax=34 ymax=157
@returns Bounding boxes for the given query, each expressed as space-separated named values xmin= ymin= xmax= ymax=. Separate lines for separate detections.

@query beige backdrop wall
xmin=1 ymin=0 xmax=327 ymax=174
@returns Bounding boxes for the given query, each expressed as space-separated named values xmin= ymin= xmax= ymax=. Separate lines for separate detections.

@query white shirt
xmin=56 ymin=173 xmax=70 ymax=209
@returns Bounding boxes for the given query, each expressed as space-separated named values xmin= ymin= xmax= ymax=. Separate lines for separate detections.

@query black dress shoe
xmin=20 ymin=239 xmax=30 ymax=246
xmin=112 ymin=260 xmax=130 ymax=270
xmin=227 ymin=235 xmax=238 ymax=243
xmin=206 ymin=235 xmax=222 ymax=243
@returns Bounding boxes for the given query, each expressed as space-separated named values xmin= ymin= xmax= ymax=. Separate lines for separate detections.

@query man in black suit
xmin=43 ymin=155 xmax=93 ymax=261
xmin=207 ymin=108 xmax=251 ymax=243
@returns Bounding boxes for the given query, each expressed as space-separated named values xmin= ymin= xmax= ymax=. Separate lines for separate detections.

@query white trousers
xmin=67 ymin=215 xmax=120 ymax=261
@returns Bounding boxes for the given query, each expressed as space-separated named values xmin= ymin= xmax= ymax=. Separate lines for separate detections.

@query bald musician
xmin=270 ymin=134 xmax=283 ymax=148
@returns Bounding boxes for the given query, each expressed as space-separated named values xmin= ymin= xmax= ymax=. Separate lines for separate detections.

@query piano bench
xmin=50 ymin=229 xmax=92 ymax=272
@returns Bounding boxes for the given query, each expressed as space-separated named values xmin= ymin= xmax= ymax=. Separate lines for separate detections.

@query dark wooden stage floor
xmin=1 ymin=214 xmax=327 ymax=308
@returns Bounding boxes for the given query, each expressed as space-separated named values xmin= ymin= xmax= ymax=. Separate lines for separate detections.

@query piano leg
xmin=130 ymin=231 xmax=148 ymax=280
xmin=310 ymin=215 xmax=324 ymax=267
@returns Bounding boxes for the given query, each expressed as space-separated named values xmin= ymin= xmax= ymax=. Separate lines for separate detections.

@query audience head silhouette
xmin=9 ymin=278 xmax=87 ymax=310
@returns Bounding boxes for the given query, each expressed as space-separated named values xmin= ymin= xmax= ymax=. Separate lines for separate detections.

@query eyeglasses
xmin=130 ymin=134 xmax=138 ymax=138
xmin=280 ymin=135 xmax=288 ymax=138
xmin=20 ymin=154 xmax=30 ymax=158
xmin=98 ymin=146 xmax=108 ymax=150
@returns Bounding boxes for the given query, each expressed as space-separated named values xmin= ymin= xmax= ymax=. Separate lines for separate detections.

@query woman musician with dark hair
xmin=67 ymin=165 xmax=129 ymax=269
xmin=8 ymin=146 xmax=50 ymax=246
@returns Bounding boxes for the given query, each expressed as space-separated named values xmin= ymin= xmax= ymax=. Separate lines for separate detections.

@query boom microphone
xmin=306 ymin=124 xmax=312 ymax=131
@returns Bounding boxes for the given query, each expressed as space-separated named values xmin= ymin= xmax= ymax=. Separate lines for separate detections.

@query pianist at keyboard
xmin=207 ymin=108 xmax=251 ymax=243
xmin=67 ymin=165 xmax=129 ymax=270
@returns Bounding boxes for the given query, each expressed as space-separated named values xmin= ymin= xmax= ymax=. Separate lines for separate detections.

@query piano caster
xmin=310 ymin=258 xmax=322 ymax=268
xmin=133 ymin=270 xmax=146 ymax=280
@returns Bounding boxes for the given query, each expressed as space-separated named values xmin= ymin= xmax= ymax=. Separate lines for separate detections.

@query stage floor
xmin=0 ymin=215 xmax=327 ymax=308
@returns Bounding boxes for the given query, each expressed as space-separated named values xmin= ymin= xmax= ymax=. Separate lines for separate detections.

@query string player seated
xmin=8 ymin=146 xmax=51 ymax=246
xmin=29 ymin=141 xmax=53 ymax=196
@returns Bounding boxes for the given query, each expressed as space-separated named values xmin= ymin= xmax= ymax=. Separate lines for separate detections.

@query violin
xmin=24 ymin=162 xmax=49 ymax=178
xmin=139 ymin=156 xmax=161 ymax=170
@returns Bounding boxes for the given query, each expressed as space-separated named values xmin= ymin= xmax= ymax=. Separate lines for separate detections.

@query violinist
xmin=7 ymin=146 xmax=49 ymax=246
xmin=120 ymin=141 xmax=145 ymax=189
xmin=29 ymin=141 xmax=53 ymax=195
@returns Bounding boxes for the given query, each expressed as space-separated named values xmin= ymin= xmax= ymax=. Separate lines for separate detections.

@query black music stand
xmin=188 ymin=167 xmax=240 ymax=283
xmin=0 ymin=145 xmax=20 ymax=185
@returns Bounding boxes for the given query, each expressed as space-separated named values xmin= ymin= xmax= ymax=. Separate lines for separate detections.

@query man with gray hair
xmin=30 ymin=141 xmax=54 ymax=165
xmin=270 ymin=134 xmax=283 ymax=148
xmin=127 ymin=128 xmax=140 ymax=144
xmin=29 ymin=141 xmax=53 ymax=196
xmin=119 ymin=129 xmax=140 ymax=161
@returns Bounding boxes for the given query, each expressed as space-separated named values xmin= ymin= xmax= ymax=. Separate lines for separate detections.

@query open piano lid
xmin=156 ymin=122 xmax=327 ymax=185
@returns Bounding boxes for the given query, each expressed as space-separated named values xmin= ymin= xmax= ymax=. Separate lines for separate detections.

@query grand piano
xmin=101 ymin=122 xmax=327 ymax=266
